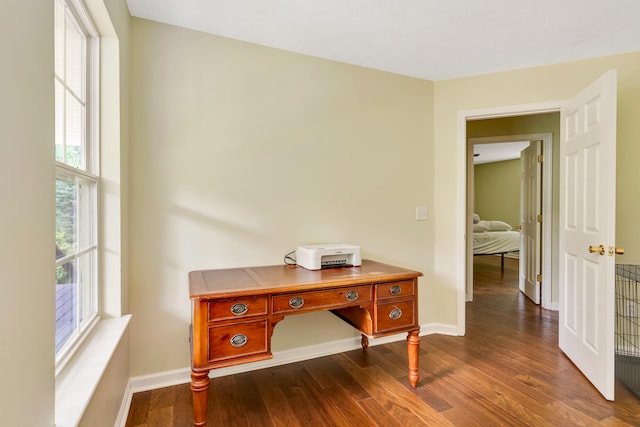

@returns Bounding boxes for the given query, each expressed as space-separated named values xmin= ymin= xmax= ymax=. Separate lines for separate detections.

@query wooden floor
xmin=126 ymin=257 xmax=640 ymax=426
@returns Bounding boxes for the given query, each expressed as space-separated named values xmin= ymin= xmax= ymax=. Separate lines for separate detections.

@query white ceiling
xmin=473 ymin=141 xmax=530 ymax=165
xmin=125 ymin=0 xmax=640 ymax=81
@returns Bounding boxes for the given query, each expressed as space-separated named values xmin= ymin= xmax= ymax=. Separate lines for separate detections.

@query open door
xmin=559 ymin=70 xmax=618 ymax=400
xmin=519 ymin=141 xmax=541 ymax=304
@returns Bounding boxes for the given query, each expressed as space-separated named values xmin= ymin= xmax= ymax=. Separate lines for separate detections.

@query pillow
xmin=472 ymin=214 xmax=480 ymax=224
xmin=478 ymin=220 xmax=512 ymax=231
xmin=473 ymin=223 xmax=489 ymax=233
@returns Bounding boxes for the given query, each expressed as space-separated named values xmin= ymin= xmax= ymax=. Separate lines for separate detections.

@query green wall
xmin=474 ymin=159 xmax=520 ymax=227
xmin=128 ymin=17 xmax=435 ymax=376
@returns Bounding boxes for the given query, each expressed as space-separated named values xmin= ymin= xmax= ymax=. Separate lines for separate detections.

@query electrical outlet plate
xmin=415 ymin=206 xmax=427 ymax=221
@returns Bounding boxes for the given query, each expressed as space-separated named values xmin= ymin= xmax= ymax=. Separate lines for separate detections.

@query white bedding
xmin=473 ymin=230 xmax=520 ymax=255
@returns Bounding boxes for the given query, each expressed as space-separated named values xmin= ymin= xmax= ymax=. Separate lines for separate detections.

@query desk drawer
xmin=208 ymin=319 xmax=268 ymax=363
xmin=208 ymin=296 xmax=268 ymax=321
xmin=375 ymin=300 xmax=416 ymax=333
xmin=272 ymin=285 xmax=371 ymax=314
xmin=376 ymin=280 xmax=414 ymax=301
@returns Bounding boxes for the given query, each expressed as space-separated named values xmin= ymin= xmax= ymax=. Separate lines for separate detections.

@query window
xmin=54 ymin=0 xmax=99 ymax=361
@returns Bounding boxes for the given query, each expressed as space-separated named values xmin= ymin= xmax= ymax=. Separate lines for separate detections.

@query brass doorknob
xmin=588 ymin=245 xmax=606 ymax=255
xmin=609 ymin=246 xmax=625 ymax=256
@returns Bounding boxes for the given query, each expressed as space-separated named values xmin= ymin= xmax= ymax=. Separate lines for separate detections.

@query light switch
xmin=415 ymin=206 xmax=428 ymax=221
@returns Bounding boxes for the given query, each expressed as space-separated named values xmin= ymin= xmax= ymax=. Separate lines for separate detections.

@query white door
xmin=559 ymin=70 xmax=618 ymax=400
xmin=519 ymin=141 xmax=541 ymax=304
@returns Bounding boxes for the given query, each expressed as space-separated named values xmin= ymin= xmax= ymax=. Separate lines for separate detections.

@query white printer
xmin=295 ymin=244 xmax=362 ymax=270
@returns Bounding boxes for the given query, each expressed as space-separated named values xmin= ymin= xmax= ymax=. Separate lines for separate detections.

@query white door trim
xmin=457 ymin=101 xmax=563 ymax=334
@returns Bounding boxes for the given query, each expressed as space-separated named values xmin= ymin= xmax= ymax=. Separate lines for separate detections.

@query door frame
xmin=466 ymin=132 xmax=554 ymax=309
xmin=457 ymin=101 xmax=562 ymax=334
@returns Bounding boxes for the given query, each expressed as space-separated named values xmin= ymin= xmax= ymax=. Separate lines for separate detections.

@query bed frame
xmin=474 ymin=251 xmax=519 ymax=270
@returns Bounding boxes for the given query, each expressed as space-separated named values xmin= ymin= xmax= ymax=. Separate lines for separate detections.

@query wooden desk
xmin=189 ymin=259 xmax=423 ymax=426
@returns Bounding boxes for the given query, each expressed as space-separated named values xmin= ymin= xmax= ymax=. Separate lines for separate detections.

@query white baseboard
xmin=115 ymin=322 xmax=456 ymax=426
xmin=113 ymin=380 xmax=133 ymax=427
xmin=421 ymin=322 xmax=460 ymax=336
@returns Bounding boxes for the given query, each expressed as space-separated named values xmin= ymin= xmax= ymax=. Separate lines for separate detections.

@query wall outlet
xmin=415 ymin=206 xmax=428 ymax=221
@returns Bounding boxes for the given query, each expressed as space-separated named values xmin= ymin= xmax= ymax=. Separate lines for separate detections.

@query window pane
xmin=56 ymin=177 xmax=77 ymax=259
xmin=77 ymin=251 xmax=96 ymax=327
xmin=55 ymin=81 xmax=65 ymax=163
xmin=65 ymin=91 xmax=84 ymax=169
xmin=77 ymin=179 xmax=95 ymax=251
xmin=65 ymin=12 xmax=84 ymax=98
xmin=56 ymin=259 xmax=77 ymax=352
xmin=54 ymin=177 xmax=97 ymax=356
xmin=54 ymin=0 xmax=65 ymax=79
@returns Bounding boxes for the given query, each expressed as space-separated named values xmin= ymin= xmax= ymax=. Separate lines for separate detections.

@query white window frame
xmin=54 ymin=0 xmax=101 ymax=371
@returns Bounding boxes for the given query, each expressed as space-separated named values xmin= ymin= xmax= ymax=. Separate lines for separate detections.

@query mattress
xmin=473 ymin=230 xmax=520 ymax=255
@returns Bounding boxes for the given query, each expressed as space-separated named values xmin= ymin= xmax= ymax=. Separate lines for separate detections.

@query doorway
xmin=462 ymin=112 xmax=561 ymax=322
xmin=466 ymin=129 xmax=556 ymax=309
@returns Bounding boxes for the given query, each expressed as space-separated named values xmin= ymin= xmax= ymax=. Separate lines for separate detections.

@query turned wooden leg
xmin=361 ymin=334 xmax=369 ymax=352
xmin=191 ymin=370 xmax=210 ymax=426
xmin=407 ymin=329 xmax=420 ymax=388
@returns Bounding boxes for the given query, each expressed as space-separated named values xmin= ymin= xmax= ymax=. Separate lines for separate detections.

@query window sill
xmin=55 ymin=315 xmax=131 ymax=427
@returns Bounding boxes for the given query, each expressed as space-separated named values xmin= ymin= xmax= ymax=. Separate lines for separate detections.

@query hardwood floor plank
xmin=402 ymin=376 xmax=452 ymax=413
xmin=425 ymin=336 xmax=562 ymax=408
xmin=543 ymin=399 xmax=605 ymax=426
xmin=281 ymin=367 xmax=357 ymax=427
xmin=251 ymin=369 xmax=302 ymax=427
xmin=366 ymin=341 xmax=415 ymax=379
xmin=423 ymin=356 xmax=536 ymax=427
xmin=230 ymin=372 xmax=275 ymax=426
xmin=285 ymin=395 xmax=334 ymax=426
xmin=598 ymin=415 xmax=636 ymax=426
xmin=266 ymin=364 xmax=343 ymax=426
xmin=612 ymin=383 xmax=640 ymax=424
xmin=207 ymin=375 xmax=262 ymax=427
xmin=356 ymin=396 xmax=405 ymax=427
xmin=145 ymin=406 xmax=173 ymax=427
xmin=302 ymin=354 xmax=371 ymax=401
xmin=331 ymin=353 xmax=454 ymax=426
xmin=424 ymin=353 xmax=573 ymax=426
xmin=168 ymin=384 xmax=194 ymax=427
xmin=125 ymin=389 xmax=151 ymax=426
xmin=321 ymin=385 xmax=385 ymax=426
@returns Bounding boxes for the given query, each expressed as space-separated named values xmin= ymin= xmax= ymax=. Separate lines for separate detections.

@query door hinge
xmin=537 ymin=154 xmax=544 ymax=163
xmin=537 ymin=274 xmax=542 ymax=282
xmin=537 ymin=214 xmax=543 ymax=222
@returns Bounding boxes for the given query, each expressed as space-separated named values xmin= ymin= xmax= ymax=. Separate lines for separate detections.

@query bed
xmin=472 ymin=215 xmax=520 ymax=269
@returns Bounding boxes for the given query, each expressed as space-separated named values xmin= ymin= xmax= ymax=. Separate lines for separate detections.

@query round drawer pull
xmin=230 ymin=334 xmax=248 ymax=347
xmin=389 ymin=307 xmax=403 ymax=320
xmin=390 ymin=285 xmax=402 ymax=296
xmin=230 ymin=303 xmax=249 ymax=316
xmin=345 ymin=290 xmax=359 ymax=302
xmin=289 ymin=296 xmax=305 ymax=309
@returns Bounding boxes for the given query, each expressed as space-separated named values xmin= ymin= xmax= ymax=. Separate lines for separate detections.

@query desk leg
xmin=361 ymin=334 xmax=369 ymax=352
xmin=191 ymin=370 xmax=210 ymax=426
xmin=407 ymin=329 xmax=420 ymax=388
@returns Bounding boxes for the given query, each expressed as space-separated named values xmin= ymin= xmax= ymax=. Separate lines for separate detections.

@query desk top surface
xmin=189 ymin=259 xmax=423 ymax=300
